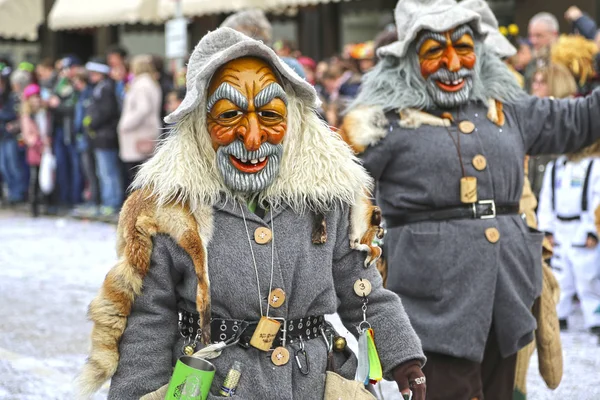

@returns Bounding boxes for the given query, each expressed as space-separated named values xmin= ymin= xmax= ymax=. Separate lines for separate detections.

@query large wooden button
xmin=472 ymin=155 xmax=487 ymax=171
xmin=269 ymin=288 xmax=286 ymax=308
xmin=271 ymin=346 xmax=290 ymax=366
xmin=254 ymin=227 xmax=272 ymax=244
xmin=354 ymin=279 xmax=372 ymax=297
xmin=459 ymin=120 xmax=475 ymax=134
xmin=485 ymin=227 xmax=500 ymax=244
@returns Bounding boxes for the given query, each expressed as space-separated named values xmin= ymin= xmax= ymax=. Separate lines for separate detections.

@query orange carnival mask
xmin=206 ymin=57 xmax=288 ymax=193
xmin=416 ymin=24 xmax=477 ymax=108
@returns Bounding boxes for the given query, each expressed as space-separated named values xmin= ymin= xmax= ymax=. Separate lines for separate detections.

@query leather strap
xmin=179 ymin=309 xmax=325 ymax=349
xmin=385 ymin=202 xmax=520 ymax=228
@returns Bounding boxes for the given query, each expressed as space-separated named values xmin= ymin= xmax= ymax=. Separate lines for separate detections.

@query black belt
xmin=385 ymin=200 xmax=520 ymax=228
xmin=179 ymin=309 xmax=325 ymax=349
xmin=557 ymin=215 xmax=581 ymax=222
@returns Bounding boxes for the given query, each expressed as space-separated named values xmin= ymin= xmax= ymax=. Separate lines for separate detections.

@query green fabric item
xmin=247 ymin=199 xmax=257 ymax=213
xmin=513 ymin=388 xmax=526 ymax=400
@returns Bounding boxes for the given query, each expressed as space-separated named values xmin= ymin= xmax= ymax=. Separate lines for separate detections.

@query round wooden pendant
xmin=459 ymin=120 xmax=475 ymax=134
xmin=353 ymin=279 xmax=372 ymax=297
xmin=268 ymin=288 xmax=286 ymax=308
xmin=254 ymin=227 xmax=272 ymax=244
xmin=271 ymin=347 xmax=290 ymax=366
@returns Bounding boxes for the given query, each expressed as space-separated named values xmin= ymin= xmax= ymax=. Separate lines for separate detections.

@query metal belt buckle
xmin=478 ymin=200 xmax=496 ymax=220
xmin=272 ymin=317 xmax=287 ymax=347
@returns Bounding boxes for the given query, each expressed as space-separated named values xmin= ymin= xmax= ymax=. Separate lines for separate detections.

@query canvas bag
xmin=39 ymin=147 xmax=56 ymax=194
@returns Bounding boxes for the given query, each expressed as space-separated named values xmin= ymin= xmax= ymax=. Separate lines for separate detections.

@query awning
xmin=49 ymin=0 xmax=161 ymax=30
xmin=0 ymin=0 xmax=44 ymax=41
xmin=158 ymin=0 xmax=351 ymax=19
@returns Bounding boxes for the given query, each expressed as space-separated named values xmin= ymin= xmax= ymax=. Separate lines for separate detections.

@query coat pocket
xmin=386 ymin=227 xmax=446 ymax=301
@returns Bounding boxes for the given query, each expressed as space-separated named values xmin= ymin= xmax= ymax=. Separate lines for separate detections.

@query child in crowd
xmin=165 ymin=87 xmax=185 ymax=116
xmin=20 ymin=84 xmax=50 ymax=217
xmin=71 ymin=68 xmax=100 ymax=218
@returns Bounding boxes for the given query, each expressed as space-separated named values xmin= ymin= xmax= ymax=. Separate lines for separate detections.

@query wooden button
xmin=485 ymin=227 xmax=500 ymax=244
xmin=271 ymin=347 xmax=290 ymax=366
xmin=268 ymin=288 xmax=286 ymax=308
xmin=472 ymin=155 xmax=487 ymax=171
xmin=459 ymin=120 xmax=475 ymax=134
xmin=254 ymin=227 xmax=272 ymax=244
xmin=354 ymin=279 xmax=372 ymax=297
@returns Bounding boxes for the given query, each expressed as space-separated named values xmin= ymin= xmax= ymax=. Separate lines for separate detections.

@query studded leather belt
xmin=179 ymin=309 xmax=326 ymax=349
xmin=385 ymin=201 xmax=520 ymax=227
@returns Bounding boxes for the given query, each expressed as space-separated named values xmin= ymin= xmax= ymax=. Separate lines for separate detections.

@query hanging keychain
xmin=353 ymin=279 xmax=383 ymax=385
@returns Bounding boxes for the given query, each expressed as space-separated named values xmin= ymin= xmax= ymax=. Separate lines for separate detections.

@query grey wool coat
xmin=356 ymin=92 xmax=600 ymax=362
xmin=108 ymin=199 xmax=425 ymax=399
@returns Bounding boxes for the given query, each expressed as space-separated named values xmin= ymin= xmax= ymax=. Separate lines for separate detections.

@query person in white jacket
xmin=117 ymin=55 xmax=162 ymax=191
xmin=537 ymin=144 xmax=600 ymax=340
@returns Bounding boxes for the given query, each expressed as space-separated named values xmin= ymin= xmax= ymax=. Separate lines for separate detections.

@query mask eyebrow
xmin=416 ymin=31 xmax=447 ymax=53
xmin=451 ymin=25 xmax=474 ymax=43
xmin=206 ymin=82 xmax=249 ymax=112
xmin=254 ymin=82 xmax=288 ymax=109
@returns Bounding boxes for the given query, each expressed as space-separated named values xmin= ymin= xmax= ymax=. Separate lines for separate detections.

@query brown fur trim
xmin=487 ymin=98 xmax=505 ymax=127
xmin=312 ymin=213 xmax=327 ymax=244
xmin=350 ymin=192 xmax=384 ymax=268
xmin=340 ymin=106 xmax=388 ymax=154
xmin=78 ymin=190 xmax=211 ymax=397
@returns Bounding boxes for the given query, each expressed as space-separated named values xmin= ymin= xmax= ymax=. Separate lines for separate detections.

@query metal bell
xmin=183 ymin=345 xmax=195 ymax=356
xmin=333 ymin=336 xmax=347 ymax=352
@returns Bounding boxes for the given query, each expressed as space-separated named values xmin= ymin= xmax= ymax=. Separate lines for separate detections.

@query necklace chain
xmin=240 ymin=202 xmax=276 ymax=318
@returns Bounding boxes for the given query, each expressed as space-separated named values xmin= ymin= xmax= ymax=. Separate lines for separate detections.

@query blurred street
xmin=0 ymin=211 xmax=599 ymax=399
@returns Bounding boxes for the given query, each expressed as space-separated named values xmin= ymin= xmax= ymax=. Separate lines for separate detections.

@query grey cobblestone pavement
xmin=0 ymin=211 xmax=599 ymax=399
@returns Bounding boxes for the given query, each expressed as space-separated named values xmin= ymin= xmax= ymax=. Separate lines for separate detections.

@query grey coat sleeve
xmin=514 ymin=90 xmax=600 ymax=156
xmin=108 ymin=234 xmax=183 ymax=399
xmin=333 ymin=206 xmax=425 ymax=380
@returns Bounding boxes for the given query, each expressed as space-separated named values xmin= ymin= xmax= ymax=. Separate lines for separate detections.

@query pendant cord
xmin=266 ymin=207 xmax=275 ymax=317
xmin=240 ymin=203 xmax=276 ymax=318
xmin=443 ymin=110 xmax=467 ymax=178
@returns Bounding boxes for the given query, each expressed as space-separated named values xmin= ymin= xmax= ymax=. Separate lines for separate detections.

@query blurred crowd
xmin=1 ymin=6 xmax=600 ymax=222
xmin=0 ymin=47 xmax=184 ymax=220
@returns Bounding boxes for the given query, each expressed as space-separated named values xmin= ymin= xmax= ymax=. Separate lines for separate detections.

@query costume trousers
xmin=553 ymin=244 xmax=600 ymax=328
xmin=422 ymin=327 xmax=517 ymax=400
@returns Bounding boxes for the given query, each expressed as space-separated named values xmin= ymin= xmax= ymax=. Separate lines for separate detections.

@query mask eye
xmin=219 ymin=110 xmax=243 ymax=119
xmin=258 ymin=111 xmax=281 ymax=119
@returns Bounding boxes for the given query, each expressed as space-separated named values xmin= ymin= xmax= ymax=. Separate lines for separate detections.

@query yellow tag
xmin=460 ymin=176 xmax=477 ymax=204
xmin=250 ymin=316 xmax=281 ymax=351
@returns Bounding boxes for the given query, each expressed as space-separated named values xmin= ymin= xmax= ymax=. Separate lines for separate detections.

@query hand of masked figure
xmin=393 ymin=359 xmax=426 ymax=400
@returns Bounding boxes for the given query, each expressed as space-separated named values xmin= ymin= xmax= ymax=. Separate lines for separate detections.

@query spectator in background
xmin=551 ymin=34 xmax=600 ymax=95
xmin=528 ymin=63 xmax=579 ymax=199
xmin=297 ymin=56 xmax=317 ymax=85
xmin=48 ymin=55 xmax=83 ymax=209
xmin=118 ymin=55 xmax=162 ymax=192
xmin=565 ymin=6 xmax=597 ymax=40
xmin=35 ymin=58 xmax=57 ymax=105
xmin=151 ymin=55 xmax=173 ymax=120
xmin=510 ymin=38 xmax=533 ymax=74
xmin=20 ymin=84 xmax=50 ymax=217
xmin=525 ymin=12 xmax=560 ymax=91
xmin=71 ymin=68 xmax=100 ymax=218
xmin=107 ymin=45 xmax=129 ymax=110
xmin=531 ymin=63 xmax=579 ymax=99
xmin=165 ymin=87 xmax=185 ymax=117
xmin=0 ymin=64 xmax=27 ymax=204
xmin=220 ymin=9 xmax=306 ymax=79
xmin=85 ymin=57 xmax=122 ymax=219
